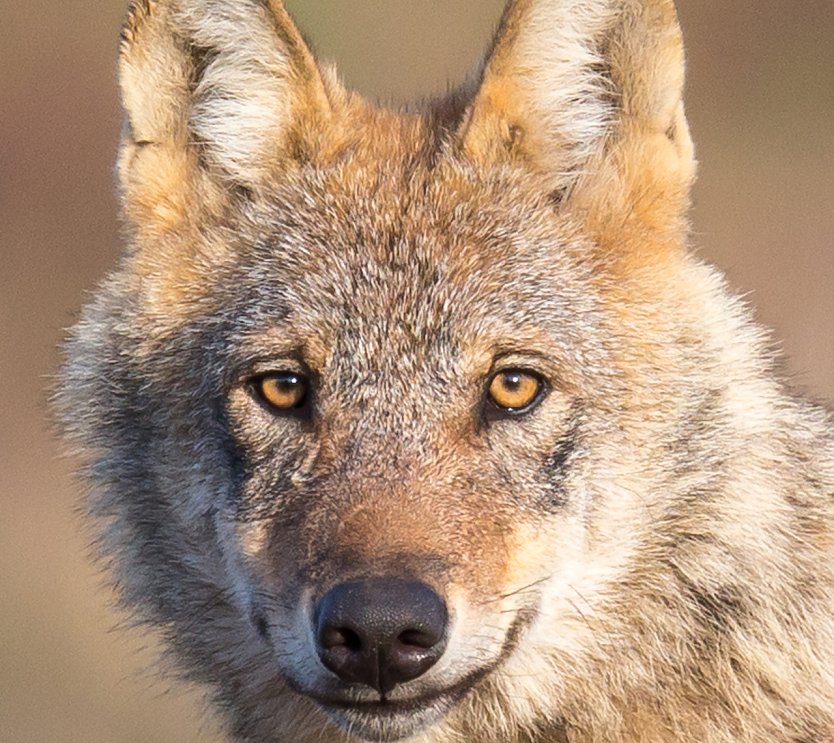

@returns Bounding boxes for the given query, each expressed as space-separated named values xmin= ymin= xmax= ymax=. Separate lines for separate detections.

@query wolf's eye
xmin=254 ymin=372 xmax=308 ymax=411
xmin=487 ymin=370 xmax=545 ymax=414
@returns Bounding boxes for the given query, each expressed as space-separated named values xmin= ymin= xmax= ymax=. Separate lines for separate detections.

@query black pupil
xmin=277 ymin=375 xmax=300 ymax=392
xmin=503 ymin=372 xmax=523 ymax=390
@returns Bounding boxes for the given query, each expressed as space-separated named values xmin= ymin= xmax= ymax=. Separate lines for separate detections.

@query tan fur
xmin=59 ymin=1 xmax=834 ymax=742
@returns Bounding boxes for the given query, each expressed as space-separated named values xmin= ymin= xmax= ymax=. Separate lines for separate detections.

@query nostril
xmin=314 ymin=578 xmax=449 ymax=693
xmin=397 ymin=628 xmax=440 ymax=650
xmin=319 ymin=625 xmax=363 ymax=652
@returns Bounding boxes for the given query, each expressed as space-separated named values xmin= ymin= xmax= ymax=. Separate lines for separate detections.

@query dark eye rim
xmin=484 ymin=368 xmax=548 ymax=418
xmin=248 ymin=370 xmax=312 ymax=416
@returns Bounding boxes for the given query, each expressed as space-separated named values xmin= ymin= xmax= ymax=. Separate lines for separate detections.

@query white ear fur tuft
xmin=462 ymin=0 xmax=695 ymax=232
xmin=119 ymin=0 xmax=333 ymax=190
xmin=462 ymin=0 xmax=618 ymax=194
xmin=176 ymin=0 xmax=318 ymax=185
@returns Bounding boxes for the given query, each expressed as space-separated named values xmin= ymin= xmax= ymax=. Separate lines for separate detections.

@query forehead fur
xmin=133 ymin=109 xmax=600 ymax=332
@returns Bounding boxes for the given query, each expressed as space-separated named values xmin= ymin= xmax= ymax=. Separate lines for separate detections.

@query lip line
xmin=307 ymin=602 xmax=540 ymax=716
xmin=313 ymin=682 xmax=466 ymax=715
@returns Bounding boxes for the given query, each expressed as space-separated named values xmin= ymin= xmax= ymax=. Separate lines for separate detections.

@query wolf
xmin=59 ymin=0 xmax=834 ymax=741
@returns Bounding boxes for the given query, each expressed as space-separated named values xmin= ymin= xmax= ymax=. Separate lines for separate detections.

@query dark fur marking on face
xmin=540 ymin=413 xmax=581 ymax=510
xmin=252 ymin=610 xmax=271 ymax=642
xmin=690 ymin=585 xmax=745 ymax=629
xmin=548 ymin=186 xmax=569 ymax=207
xmin=670 ymin=563 xmax=746 ymax=632
xmin=667 ymin=390 xmax=727 ymax=475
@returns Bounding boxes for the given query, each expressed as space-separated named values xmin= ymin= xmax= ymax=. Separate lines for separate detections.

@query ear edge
xmin=457 ymin=0 xmax=695 ymax=234
xmin=458 ymin=0 xmax=618 ymax=197
xmin=120 ymin=0 xmax=158 ymax=51
xmin=118 ymin=0 xmax=339 ymax=192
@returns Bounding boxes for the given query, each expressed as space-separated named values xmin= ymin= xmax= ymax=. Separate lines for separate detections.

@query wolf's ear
xmin=118 ymin=0 xmax=337 ymax=233
xmin=460 ymin=0 xmax=695 ymax=241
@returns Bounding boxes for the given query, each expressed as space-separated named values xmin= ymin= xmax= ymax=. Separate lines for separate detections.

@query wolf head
xmin=62 ymin=1 xmax=831 ymax=742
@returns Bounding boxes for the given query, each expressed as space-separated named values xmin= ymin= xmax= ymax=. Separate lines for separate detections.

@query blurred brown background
xmin=2 ymin=1 xmax=832 ymax=741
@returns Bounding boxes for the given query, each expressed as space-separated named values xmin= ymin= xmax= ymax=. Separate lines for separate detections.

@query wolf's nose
xmin=314 ymin=578 xmax=448 ymax=695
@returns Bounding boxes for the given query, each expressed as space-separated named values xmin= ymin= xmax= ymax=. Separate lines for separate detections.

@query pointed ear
xmin=118 ymin=0 xmax=338 ymax=234
xmin=460 ymin=0 xmax=695 ymax=240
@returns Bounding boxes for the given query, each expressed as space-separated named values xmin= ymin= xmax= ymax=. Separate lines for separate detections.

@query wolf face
xmin=60 ymin=1 xmax=834 ymax=742
xmin=199 ymin=164 xmax=610 ymax=740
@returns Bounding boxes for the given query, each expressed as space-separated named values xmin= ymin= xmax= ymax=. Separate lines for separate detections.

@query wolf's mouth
xmin=306 ymin=604 xmax=540 ymax=739
xmin=312 ymin=671 xmax=476 ymax=715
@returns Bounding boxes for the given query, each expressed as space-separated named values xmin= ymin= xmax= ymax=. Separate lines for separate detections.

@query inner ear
xmin=457 ymin=0 xmax=695 ymax=239
xmin=118 ymin=0 xmax=338 ymax=198
xmin=458 ymin=0 xmax=616 ymax=193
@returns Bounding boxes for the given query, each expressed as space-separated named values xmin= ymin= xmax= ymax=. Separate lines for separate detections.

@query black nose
xmin=314 ymin=578 xmax=448 ymax=695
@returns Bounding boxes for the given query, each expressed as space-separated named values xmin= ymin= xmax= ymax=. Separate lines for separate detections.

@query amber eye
xmin=487 ymin=369 xmax=545 ymax=413
xmin=255 ymin=372 xmax=308 ymax=411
